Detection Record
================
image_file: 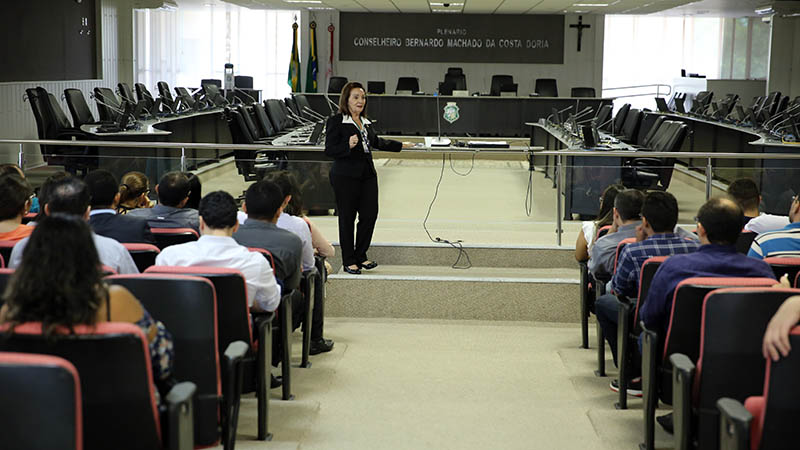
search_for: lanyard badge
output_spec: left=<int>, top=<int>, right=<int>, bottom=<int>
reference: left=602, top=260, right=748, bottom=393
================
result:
left=360, top=127, right=370, bottom=153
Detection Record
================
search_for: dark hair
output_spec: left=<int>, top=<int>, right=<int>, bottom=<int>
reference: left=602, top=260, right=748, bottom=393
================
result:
left=727, top=178, right=760, bottom=212
left=2, top=214, right=105, bottom=336
left=641, top=191, right=679, bottom=233
left=0, top=174, right=32, bottom=221
left=33, top=171, right=70, bottom=222
left=696, top=197, right=743, bottom=245
left=244, top=180, right=284, bottom=221
left=184, top=172, right=202, bottom=210
left=198, top=191, right=238, bottom=229
left=338, top=81, right=367, bottom=117
left=157, top=172, right=191, bottom=207
left=46, top=177, right=90, bottom=216
left=85, top=169, right=118, bottom=208
left=596, top=184, right=624, bottom=227
left=118, top=171, right=149, bottom=205
left=0, top=163, right=24, bottom=178
left=265, top=171, right=303, bottom=216
left=613, top=189, right=645, bottom=222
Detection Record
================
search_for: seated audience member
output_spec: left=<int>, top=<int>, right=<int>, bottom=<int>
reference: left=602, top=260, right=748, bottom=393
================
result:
left=184, top=172, right=202, bottom=210
left=588, top=189, right=645, bottom=278
left=748, top=194, right=800, bottom=259
left=9, top=177, right=139, bottom=274
left=117, top=171, right=153, bottom=214
left=128, top=171, right=199, bottom=231
left=85, top=169, right=155, bottom=244
left=0, top=214, right=174, bottom=397
left=155, top=191, right=280, bottom=313
left=29, top=171, right=69, bottom=225
left=233, top=180, right=334, bottom=354
left=640, top=197, right=776, bottom=340
left=0, top=173, right=34, bottom=242
left=575, top=184, right=623, bottom=262
left=265, top=171, right=315, bottom=271
left=595, top=192, right=701, bottom=371
left=728, top=178, right=790, bottom=233
left=0, top=164, right=38, bottom=213
left=762, top=295, right=800, bottom=362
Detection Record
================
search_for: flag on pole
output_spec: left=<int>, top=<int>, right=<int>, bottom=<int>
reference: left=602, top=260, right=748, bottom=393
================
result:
left=305, top=21, right=318, bottom=93
left=288, top=21, right=302, bottom=92
left=325, top=23, right=335, bottom=86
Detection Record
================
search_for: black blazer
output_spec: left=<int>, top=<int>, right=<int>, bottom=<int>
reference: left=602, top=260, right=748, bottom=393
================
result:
left=325, top=113, right=401, bottom=178
left=89, top=212, right=155, bottom=244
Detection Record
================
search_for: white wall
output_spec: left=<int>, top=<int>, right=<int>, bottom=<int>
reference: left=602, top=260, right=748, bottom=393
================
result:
left=0, top=0, right=134, bottom=166
left=767, top=15, right=800, bottom=98
left=301, top=11, right=604, bottom=98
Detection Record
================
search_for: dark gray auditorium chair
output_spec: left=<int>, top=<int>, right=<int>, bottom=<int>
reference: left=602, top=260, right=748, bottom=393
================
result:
left=93, top=87, right=123, bottom=122
left=28, top=87, right=93, bottom=174
left=64, top=88, right=96, bottom=127
left=117, top=82, right=137, bottom=105
left=235, top=75, right=253, bottom=89
left=395, top=77, right=420, bottom=94
left=134, top=83, right=155, bottom=111
left=571, top=87, right=596, bottom=97
left=490, top=75, right=514, bottom=96
left=157, top=81, right=176, bottom=110
left=535, top=78, right=558, bottom=97
left=367, top=81, right=385, bottom=94
left=328, top=76, right=348, bottom=94
left=444, top=73, right=467, bottom=91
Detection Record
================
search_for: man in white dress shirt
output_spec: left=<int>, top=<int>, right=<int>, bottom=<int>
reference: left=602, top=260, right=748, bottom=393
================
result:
left=9, top=176, right=139, bottom=275
left=156, top=190, right=281, bottom=312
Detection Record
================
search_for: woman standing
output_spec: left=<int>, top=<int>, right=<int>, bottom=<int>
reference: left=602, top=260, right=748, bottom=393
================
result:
left=325, top=82, right=411, bottom=274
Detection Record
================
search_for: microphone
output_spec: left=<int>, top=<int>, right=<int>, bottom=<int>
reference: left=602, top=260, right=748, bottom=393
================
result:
left=770, top=112, right=800, bottom=133
left=597, top=116, right=614, bottom=130
left=765, top=103, right=800, bottom=128
left=323, top=93, right=338, bottom=114
left=90, top=93, right=126, bottom=116
left=572, top=106, right=594, bottom=121
left=303, top=106, right=326, bottom=120
left=546, top=105, right=574, bottom=124
left=233, top=87, right=257, bottom=105
left=284, top=108, right=312, bottom=125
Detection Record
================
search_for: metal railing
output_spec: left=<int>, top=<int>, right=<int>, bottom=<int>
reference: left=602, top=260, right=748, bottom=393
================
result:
left=602, top=83, right=673, bottom=99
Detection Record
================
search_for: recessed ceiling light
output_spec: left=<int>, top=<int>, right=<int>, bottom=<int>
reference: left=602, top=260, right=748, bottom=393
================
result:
left=430, top=2, right=463, bottom=5
left=573, top=3, right=608, bottom=6
left=283, top=0, right=322, bottom=3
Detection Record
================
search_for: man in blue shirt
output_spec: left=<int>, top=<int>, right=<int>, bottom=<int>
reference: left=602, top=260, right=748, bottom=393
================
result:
left=747, top=194, right=800, bottom=259
left=588, top=189, right=644, bottom=278
left=595, top=192, right=700, bottom=375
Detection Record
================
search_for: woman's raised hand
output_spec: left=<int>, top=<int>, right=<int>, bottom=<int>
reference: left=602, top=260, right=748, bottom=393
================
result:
left=349, top=134, right=359, bottom=149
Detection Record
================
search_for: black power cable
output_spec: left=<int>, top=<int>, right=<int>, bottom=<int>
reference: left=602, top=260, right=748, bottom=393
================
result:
left=422, top=153, right=472, bottom=269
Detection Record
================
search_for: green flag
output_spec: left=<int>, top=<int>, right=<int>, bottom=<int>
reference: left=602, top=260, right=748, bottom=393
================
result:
left=288, top=22, right=301, bottom=92
left=305, top=21, right=318, bottom=93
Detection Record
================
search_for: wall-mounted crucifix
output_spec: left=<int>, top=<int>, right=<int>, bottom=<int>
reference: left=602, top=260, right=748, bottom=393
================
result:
left=569, top=16, right=591, bottom=52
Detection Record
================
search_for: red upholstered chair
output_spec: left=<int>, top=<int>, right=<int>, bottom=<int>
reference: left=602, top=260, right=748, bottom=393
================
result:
left=594, top=237, right=636, bottom=377
left=0, top=352, right=82, bottom=450
left=107, top=274, right=246, bottom=449
left=122, top=243, right=160, bottom=273
left=640, top=277, right=778, bottom=450
left=149, top=228, right=199, bottom=250
left=0, top=322, right=195, bottom=450
left=0, top=252, right=4, bottom=268
left=578, top=225, right=612, bottom=350
left=718, top=325, right=800, bottom=450
left=671, top=288, right=799, bottom=450
left=615, top=255, right=668, bottom=409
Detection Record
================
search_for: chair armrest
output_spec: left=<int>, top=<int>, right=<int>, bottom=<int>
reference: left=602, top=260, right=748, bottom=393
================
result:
left=166, top=381, right=197, bottom=450
left=641, top=321, right=659, bottom=450
left=671, top=353, right=696, bottom=450
left=616, top=299, right=634, bottom=409
left=221, top=341, right=249, bottom=450
left=718, top=398, right=752, bottom=450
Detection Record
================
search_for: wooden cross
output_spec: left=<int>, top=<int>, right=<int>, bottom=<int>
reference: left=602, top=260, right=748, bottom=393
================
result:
left=569, top=16, right=591, bottom=52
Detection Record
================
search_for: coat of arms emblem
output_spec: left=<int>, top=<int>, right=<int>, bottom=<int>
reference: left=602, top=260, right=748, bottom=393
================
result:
left=443, top=102, right=460, bottom=124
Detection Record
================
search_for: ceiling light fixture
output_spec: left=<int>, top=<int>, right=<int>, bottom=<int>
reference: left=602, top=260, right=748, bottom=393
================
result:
left=754, top=5, right=774, bottom=15
left=573, top=3, right=608, bottom=6
left=283, top=0, right=323, bottom=3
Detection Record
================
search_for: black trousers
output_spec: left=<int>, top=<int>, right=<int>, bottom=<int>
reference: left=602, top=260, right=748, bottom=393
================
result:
left=330, top=172, right=379, bottom=267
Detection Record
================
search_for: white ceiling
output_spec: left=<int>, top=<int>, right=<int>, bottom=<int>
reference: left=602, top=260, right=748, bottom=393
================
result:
left=178, top=0, right=782, bottom=15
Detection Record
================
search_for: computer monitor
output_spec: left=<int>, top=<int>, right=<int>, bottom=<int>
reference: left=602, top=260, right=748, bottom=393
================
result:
left=582, top=125, right=596, bottom=147
left=655, top=97, right=669, bottom=113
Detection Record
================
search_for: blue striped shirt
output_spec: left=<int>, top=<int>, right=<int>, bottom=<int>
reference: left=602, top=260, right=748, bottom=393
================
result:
left=611, top=233, right=701, bottom=299
left=748, top=221, right=800, bottom=259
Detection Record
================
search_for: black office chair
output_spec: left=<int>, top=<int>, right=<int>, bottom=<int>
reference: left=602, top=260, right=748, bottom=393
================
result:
left=252, top=103, right=277, bottom=138
left=117, top=83, right=137, bottom=105
left=367, top=81, right=385, bottom=94
left=596, top=104, right=613, bottom=131
left=134, top=83, right=155, bottom=112
left=572, top=87, right=596, bottom=97
left=30, top=87, right=93, bottom=174
left=201, top=78, right=222, bottom=88
left=265, top=99, right=288, bottom=133
left=328, top=76, right=348, bottom=94
left=234, top=75, right=254, bottom=89
left=535, top=78, right=558, bottom=97
left=438, top=81, right=455, bottom=96
left=174, top=87, right=195, bottom=110
left=284, top=96, right=301, bottom=119
left=444, top=73, right=467, bottom=91
left=447, top=67, right=463, bottom=76
left=620, top=108, right=642, bottom=144
left=157, top=81, right=176, bottom=110
left=395, top=77, right=420, bottom=94
left=293, top=94, right=316, bottom=120
left=202, top=83, right=229, bottom=107
left=612, top=103, right=631, bottom=136
left=635, top=113, right=665, bottom=147
left=490, top=75, right=514, bottom=96
left=93, top=87, right=123, bottom=122
left=63, top=88, right=96, bottom=127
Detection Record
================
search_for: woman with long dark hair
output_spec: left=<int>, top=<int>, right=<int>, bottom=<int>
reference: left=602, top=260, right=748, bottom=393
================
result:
left=575, top=184, right=624, bottom=262
left=0, top=214, right=174, bottom=394
left=325, top=81, right=412, bottom=274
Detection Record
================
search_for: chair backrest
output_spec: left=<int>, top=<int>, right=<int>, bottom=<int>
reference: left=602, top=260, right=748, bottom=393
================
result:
left=328, top=76, right=348, bottom=94
left=202, top=83, right=228, bottom=107
left=693, top=288, right=799, bottom=449
left=595, top=225, right=611, bottom=240
left=150, top=227, right=199, bottom=250
left=251, top=103, right=276, bottom=137
left=293, top=94, right=315, bottom=119
left=364, top=81, right=384, bottom=94
left=236, top=105, right=263, bottom=140
left=535, top=78, right=558, bottom=97
left=662, top=277, right=778, bottom=363
left=122, top=243, right=160, bottom=273
left=396, top=77, right=419, bottom=94
left=596, top=104, right=613, bottom=131
left=0, top=352, right=82, bottom=450
left=571, top=87, right=596, bottom=97
left=637, top=113, right=664, bottom=147
left=0, top=240, right=15, bottom=267
left=248, top=247, right=277, bottom=271
left=64, top=88, right=95, bottom=127
left=444, top=73, right=467, bottom=91
left=447, top=67, right=463, bottom=76
left=200, top=78, right=222, bottom=88
left=612, top=103, right=631, bottom=135
left=613, top=237, right=636, bottom=274
left=156, top=81, right=174, bottom=104
left=278, top=100, right=297, bottom=128
left=758, top=326, right=800, bottom=450
left=106, top=275, right=221, bottom=447
left=234, top=75, right=253, bottom=89
left=174, top=87, right=195, bottom=109
left=25, top=87, right=47, bottom=140
left=134, top=83, right=154, bottom=111
left=93, top=87, right=121, bottom=122
left=621, top=108, right=642, bottom=143
left=438, top=81, right=455, bottom=96
left=47, top=93, right=73, bottom=130
left=490, top=75, right=514, bottom=96
left=765, top=257, right=800, bottom=283
left=144, top=266, right=254, bottom=355
left=0, top=322, right=163, bottom=450
left=265, top=99, right=286, bottom=132
left=117, top=83, right=136, bottom=105
left=633, top=256, right=668, bottom=324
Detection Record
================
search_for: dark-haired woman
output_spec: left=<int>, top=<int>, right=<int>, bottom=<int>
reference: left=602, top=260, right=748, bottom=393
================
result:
left=325, top=81, right=412, bottom=274
left=0, top=214, right=174, bottom=397
left=575, top=184, right=624, bottom=262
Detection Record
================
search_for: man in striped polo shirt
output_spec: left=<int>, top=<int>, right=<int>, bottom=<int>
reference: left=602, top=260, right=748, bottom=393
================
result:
left=748, top=194, right=800, bottom=259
